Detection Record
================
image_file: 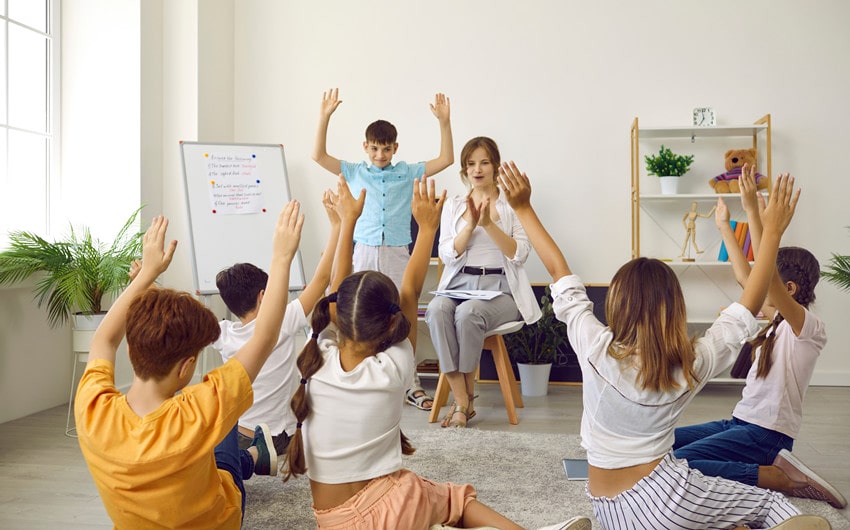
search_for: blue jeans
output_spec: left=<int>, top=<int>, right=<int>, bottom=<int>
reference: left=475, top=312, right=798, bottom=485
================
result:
left=214, top=424, right=256, bottom=517
left=673, top=416, right=793, bottom=485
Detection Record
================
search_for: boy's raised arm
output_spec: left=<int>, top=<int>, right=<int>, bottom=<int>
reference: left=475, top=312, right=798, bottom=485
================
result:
left=312, top=88, right=343, bottom=176
left=498, top=162, right=573, bottom=282
left=423, top=93, right=454, bottom=177
left=234, top=201, right=304, bottom=381
left=88, top=216, right=177, bottom=366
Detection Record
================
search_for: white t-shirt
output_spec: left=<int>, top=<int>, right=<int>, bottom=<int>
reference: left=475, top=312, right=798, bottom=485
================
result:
left=733, top=308, right=826, bottom=439
left=551, top=274, right=760, bottom=469
left=303, top=337, right=414, bottom=484
left=212, top=298, right=308, bottom=437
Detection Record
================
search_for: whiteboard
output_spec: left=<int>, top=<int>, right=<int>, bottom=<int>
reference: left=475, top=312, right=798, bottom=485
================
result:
left=179, top=141, right=305, bottom=295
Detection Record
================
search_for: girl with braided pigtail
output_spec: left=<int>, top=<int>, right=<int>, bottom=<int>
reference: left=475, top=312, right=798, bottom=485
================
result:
left=282, top=176, right=587, bottom=530
left=674, top=166, right=846, bottom=510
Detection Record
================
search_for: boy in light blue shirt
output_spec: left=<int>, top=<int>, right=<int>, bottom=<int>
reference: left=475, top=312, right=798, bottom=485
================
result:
left=312, top=87, right=453, bottom=411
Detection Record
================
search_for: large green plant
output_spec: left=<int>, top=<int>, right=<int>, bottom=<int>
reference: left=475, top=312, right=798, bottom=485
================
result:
left=0, top=209, right=143, bottom=327
left=822, top=227, right=850, bottom=292
left=645, top=144, right=694, bottom=177
left=504, top=287, right=568, bottom=365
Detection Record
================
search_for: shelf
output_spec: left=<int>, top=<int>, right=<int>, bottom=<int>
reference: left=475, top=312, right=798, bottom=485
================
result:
left=639, top=193, right=738, bottom=202
left=637, top=124, right=767, bottom=139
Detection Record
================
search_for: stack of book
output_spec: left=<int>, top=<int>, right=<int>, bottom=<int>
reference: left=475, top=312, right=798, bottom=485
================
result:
left=718, top=220, right=754, bottom=262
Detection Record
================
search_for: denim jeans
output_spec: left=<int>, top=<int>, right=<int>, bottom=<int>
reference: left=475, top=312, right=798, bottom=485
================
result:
left=673, top=416, right=793, bottom=485
left=214, top=424, right=256, bottom=517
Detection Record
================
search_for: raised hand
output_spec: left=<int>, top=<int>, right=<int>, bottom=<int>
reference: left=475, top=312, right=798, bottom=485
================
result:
left=334, top=174, right=366, bottom=224
left=140, top=216, right=177, bottom=280
left=319, top=87, right=342, bottom=119
left=761, top=173, right=800, bottom=236
left=714, top=196, right=730, bottom=229
left=411, top=176, right=446, bottom=231
left=127, top=259, right=142, bottom=282
left=272, top=200, right=304, bottom=261
left=429, top=93, right=451, bottom=123
left=498, top=161, right=532, bottom=211
left=322, top=189, right=340, bottom=227
left=739, top=164, right=762, bottom=216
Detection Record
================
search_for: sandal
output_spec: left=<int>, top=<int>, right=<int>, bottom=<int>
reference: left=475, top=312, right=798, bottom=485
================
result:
left=405, top=387, right=434, bottom=411
left=446, top=404, right=469, bottom=428
left=467, top=394, right=479, bottom=421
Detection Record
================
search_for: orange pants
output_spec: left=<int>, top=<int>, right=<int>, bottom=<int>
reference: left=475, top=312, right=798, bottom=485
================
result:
left=314, top=469, right=477, bottom=530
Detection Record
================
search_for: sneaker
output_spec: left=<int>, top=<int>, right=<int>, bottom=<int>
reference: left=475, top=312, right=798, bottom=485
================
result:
left=769, top=514, right=831, bottom=529
left=250, top=423, right=278, bottom=476
left=537, top=516, right=593, bottom=530
left=773, top=449, right=847, bottom=508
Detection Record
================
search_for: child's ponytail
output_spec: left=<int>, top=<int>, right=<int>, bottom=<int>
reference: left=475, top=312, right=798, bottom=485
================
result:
left=281, top=294, right=333, bottom=481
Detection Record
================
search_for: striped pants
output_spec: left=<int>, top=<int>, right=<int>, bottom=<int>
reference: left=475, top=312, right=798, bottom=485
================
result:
left=590, top=453, right=800, bottom=529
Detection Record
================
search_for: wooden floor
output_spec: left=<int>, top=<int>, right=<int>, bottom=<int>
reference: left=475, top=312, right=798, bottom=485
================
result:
left=1, top=381, right=848, bottom=528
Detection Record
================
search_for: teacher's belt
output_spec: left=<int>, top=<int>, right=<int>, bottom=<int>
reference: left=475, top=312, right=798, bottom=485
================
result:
left=461, top=266, right=504, bottom=276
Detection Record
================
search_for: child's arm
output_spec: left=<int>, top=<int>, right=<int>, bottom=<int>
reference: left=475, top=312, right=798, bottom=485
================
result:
left=297, top=189, right=342, bottom=315
left=234, top=201, right=304, bottom=381
left=714, top=196, right=751, bottom=288
left=402, top=177, right=446, bottom=349
left=311, top=88, right=343, bottom=176
left=740, top=167, right=806, bottom=333
left=736, top=173, right=799, bottom=316
left=329, top=175, right=365, bottom=292
left=423, top=93, right=454, bottom=177
left=88, top=217, right=177, bottom=366
left=498, top=161, right=573, bottom=282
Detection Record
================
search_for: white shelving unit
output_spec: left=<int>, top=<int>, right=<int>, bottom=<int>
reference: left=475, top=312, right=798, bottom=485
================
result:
left=630, top=116, right=773, bottom=382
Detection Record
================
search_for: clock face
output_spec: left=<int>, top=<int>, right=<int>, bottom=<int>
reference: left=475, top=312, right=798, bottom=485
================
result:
left=693, top=107, right=716, bottom=126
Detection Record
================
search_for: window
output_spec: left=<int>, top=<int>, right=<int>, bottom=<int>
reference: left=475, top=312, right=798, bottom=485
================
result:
left=0, top=0, right=58, bottom=245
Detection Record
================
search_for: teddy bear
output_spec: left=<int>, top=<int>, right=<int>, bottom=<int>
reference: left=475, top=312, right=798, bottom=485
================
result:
left=708, top=148, right=769, bottom=193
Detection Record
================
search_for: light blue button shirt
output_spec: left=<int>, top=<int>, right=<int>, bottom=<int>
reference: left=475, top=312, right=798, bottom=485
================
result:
left=341, top=160, right=426, bottom=246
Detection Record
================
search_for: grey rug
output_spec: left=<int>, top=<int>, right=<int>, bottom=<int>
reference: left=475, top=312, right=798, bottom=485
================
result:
left=243, top=429, right=849, bottom=529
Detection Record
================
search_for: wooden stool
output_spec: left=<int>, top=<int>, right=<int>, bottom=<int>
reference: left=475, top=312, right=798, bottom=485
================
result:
left=428, top=321, right=525, bottom=425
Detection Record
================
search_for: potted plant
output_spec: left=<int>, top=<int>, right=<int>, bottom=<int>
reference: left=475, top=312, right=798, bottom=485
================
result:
left=0, top=208, right=144, bottom=329
left=503, top=287, right=568, bottom=396
left=822, top=227, right=850, bottom=292
left=645, top=144, right=694, bottom=194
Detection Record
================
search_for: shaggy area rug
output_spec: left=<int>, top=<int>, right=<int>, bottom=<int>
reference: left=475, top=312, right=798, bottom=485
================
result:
left=243, top=429, right=849, bottom=529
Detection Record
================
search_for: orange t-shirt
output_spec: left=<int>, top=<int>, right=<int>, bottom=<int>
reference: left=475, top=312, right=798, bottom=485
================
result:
left=75, top=358, right=253, bottom=529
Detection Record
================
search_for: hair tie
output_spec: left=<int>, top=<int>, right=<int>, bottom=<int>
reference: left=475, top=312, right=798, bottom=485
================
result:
left=300, top=378, right=307, bottom=385
left=388, top=303, right=401, bottom=314
left=311, top=332, right=319, bottom=340
left=328, top=292, right=338, bottom=303
left=296, top=422, right=303, bottom=429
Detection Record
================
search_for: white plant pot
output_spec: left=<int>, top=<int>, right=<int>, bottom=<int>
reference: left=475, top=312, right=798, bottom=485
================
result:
left=658, top=176, right=680, bottom=195
left=72, top=313, right=105, bottom=354
left=517, top=362, right=552, bottom=397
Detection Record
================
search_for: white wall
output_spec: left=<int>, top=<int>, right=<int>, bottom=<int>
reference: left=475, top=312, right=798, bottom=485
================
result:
left=2, top=0, right=849, bottom=424
left=221, top=0, right=850, bottom=384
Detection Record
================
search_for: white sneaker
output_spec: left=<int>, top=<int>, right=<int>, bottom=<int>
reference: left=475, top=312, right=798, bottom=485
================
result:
left=769, top=514, right=831, bottom=529
left=536, top=516, right=593, bottom=530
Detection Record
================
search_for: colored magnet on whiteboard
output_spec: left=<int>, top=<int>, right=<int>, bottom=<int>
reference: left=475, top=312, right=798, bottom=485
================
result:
left=262, top=208, right=267, bottom=212
left=212, top=209, right=217, bottom=214
left=204, top=153, right=209, bottom=157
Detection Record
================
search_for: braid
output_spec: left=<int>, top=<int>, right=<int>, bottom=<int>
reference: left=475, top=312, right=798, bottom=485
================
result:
left=281, top=295, right=332, bottom=481
left=400, top=430, right=416, bottom=456
left=748, top=311, right=785, bottom=379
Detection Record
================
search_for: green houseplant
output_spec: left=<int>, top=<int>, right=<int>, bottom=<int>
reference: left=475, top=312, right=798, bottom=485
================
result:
left=0, top=209, right=144, bottom=328
left=503, top=288, right=568, bottom=396
left=822, top=227, right=850, bottom=292
left=504, top=288, right=568, bottom=364
left=644, top=145, right=695, bottom=177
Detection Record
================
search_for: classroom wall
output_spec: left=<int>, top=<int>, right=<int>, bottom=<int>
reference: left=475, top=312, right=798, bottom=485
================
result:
left=223, top=0, right=850, bottom=384
left=2, top=0, right=849, bottom=424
